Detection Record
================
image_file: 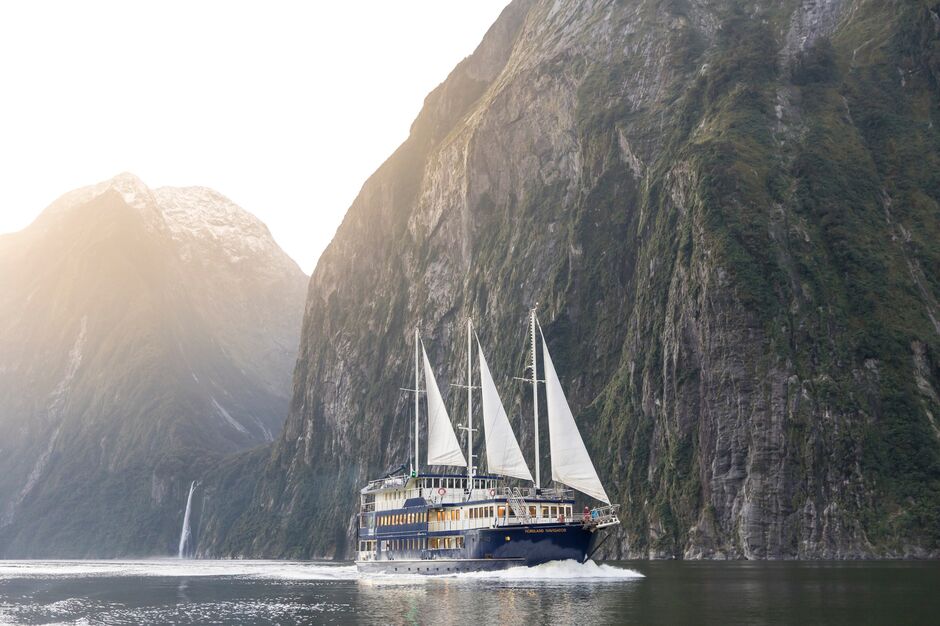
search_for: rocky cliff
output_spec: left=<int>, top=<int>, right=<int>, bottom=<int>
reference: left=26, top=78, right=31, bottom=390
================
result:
left=202, top=0, right=940, bottom=559
left=0, top=173, right=307, bottom=557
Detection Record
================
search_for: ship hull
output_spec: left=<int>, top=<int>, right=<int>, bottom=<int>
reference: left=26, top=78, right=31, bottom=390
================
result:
left=356, top=523, right=598, bottom=575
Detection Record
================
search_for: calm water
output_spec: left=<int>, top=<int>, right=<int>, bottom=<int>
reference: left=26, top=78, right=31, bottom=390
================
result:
left=1, top=559, right=938, bottom=625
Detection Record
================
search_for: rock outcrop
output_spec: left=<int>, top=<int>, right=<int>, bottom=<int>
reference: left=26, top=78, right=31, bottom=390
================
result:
left=215, top=0, right=940, bottom=559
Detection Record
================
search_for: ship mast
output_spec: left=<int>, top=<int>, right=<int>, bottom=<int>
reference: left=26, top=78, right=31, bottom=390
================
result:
left=466, top=317, right=474, bottom=483
left=530, top=307, right=540, bottom=490
left=414, top=327, right=420, bottom=475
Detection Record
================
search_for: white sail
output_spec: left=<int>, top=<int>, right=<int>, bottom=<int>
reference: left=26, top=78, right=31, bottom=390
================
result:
left=421, top=343, right=467, bottom=467
left=542, top=337, right=610, bottom=504
left=477, top=340, right=533, bottom=481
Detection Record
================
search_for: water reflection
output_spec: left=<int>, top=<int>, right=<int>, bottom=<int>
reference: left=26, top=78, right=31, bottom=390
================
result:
left=356, top=574, right=640, bottom=625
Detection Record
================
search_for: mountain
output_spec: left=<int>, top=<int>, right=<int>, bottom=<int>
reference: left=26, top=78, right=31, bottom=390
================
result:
left=0, top=173, right=307, bottom=557
left=196, top=0, right=940, bottom=560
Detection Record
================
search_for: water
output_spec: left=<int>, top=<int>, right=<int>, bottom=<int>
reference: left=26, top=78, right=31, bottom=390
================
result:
left=1, top=559, right=938, bottom=624
left=178, top=480, right=197, bottom=559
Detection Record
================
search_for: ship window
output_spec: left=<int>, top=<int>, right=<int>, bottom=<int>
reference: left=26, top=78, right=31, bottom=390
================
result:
left=542, top=506, right=549, bottom=517
left=457, top=536, right=464, bottom=548
left=498, top=506, right=506, bottom=518
left=529, top=506, right=536, bottom=517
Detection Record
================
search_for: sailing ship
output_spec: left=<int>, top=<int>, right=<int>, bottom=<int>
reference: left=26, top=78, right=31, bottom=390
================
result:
left=355, top=308, right=620, bottom=574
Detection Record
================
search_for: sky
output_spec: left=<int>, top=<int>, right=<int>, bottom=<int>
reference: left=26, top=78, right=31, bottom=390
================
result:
left=0, top=1, right=510, bottom=273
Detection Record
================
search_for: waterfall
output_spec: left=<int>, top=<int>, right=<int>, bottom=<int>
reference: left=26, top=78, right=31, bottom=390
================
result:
left=178, top=480, right=197, bottom=559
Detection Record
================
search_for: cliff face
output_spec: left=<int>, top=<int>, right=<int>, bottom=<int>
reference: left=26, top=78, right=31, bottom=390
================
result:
left=204, top=0, right=940, bottom=559
left=0, top=174, right=307, bottom=557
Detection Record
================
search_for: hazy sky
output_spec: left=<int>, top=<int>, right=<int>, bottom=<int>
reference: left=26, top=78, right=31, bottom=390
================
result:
left=0, top=1, right=510, bottom=273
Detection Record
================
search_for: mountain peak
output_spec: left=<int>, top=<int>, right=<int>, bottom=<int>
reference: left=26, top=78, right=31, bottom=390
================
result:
left=41, top=171, right=161, bottom=230
left=153, top=186, right=291, bottom=268
left=34, top=175, right=299, bottom=271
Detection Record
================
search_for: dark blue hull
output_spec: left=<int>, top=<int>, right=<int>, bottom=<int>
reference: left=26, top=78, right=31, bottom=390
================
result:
left=356, top=523, right=597, bottom=575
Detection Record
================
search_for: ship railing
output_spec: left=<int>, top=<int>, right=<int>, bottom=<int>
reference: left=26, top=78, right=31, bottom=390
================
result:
left=582, top=504, right=621, bottom=529
left=536, top=487, right=573, bottom=500
left=427, top=517, right=496, bottom=532
left=500, top=486, right=572, bottom=501
left=362, top=474, right=409, bottom=493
